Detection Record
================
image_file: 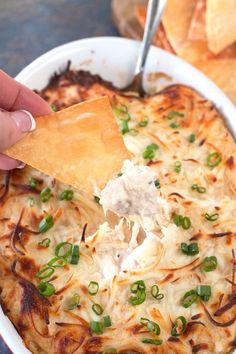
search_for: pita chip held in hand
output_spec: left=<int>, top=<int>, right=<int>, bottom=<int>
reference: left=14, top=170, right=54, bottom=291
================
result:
left=5, top=96, right=129, bottom=194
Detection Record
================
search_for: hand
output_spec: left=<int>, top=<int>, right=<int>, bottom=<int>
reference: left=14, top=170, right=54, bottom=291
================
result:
left=0, top=70, right=51, bottom=170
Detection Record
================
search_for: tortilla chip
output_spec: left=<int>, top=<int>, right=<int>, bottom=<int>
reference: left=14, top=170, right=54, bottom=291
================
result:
left=206, top=0, right=236, bottom=54
left=6, top=96, right=129, bottom=193
left=196, top=59, right=236, bottom=104
left=188, top=0, right=207, bottom=41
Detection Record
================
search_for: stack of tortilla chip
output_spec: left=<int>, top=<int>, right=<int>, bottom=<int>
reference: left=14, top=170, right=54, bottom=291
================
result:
left=135, top=0, right=236, bottom=104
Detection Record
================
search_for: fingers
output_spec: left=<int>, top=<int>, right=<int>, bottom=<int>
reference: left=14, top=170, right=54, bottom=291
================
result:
left=0, top=109, right=35, bottom=169
left=0, top=70, right=51, bottom=116
left=0, top=154, right=23, bottom=170
left=0, top=109, right=35, bottom=151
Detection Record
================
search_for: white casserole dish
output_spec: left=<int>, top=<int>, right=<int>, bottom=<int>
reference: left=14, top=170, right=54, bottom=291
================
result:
left=0, top=36, right=235, bottom=354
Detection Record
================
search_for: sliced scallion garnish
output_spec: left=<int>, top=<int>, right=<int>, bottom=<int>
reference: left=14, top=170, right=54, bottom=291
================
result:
left=113, top=103, right=130, bottom=121
left=102, top=348, right=117, bottom=354
left=181, top=242, right=199, bottom=256
left=70, top=245, right=80, bottom=265
left=28, top=197, right=35, bottom=207
left=129, top=280, right=146, bottom=306
left=204, top=213, right=219, bottom=221
left=154, top=179, right=161, bottom=189
left=68, top=293, right=80, bottom=310
left=90, top=320, right=104, bottom=334
left=88, top=281, right=99, bottom=295
left=103, top=315, right=112, bottom=327
left=181, top=289, right=198, bottom=308
left=206, top=152, right=222, bottom=168
left=191, top=184, right=206, bottom=193
left=173, top=214, right=191, bottom=230
left=201, top=256, right=217, bottom=272
left=35, top=266, right=54, bottom=279
left=119, top=120, right=129, bottom=135
left=59, top=189, right=74, bottom=201
left=174, top=161, right=181, bottom=173
left=51, top=103, right=57, bottom=112
left=55, top=242, right=73, bottom=258
left=129, top=128, right=139, bottom=136
left=38, top=238, right=51, bottom=248
left=138, top=117, right=149, bottom=127
left=142, top=143, right=159, bottom=160
left=38, top=281, right=55, bottom=297
left=167, top=111, right=184, bottom=119
left=48, top=256, right=67, bottom=268
left=171, top=316, right=187, bottom=336
left=38, top=214, right=54, bottom=233
left=142, top=338, right=163, bottom=345
left=188, top=134, right=195, bottom=143
left=170, top=122, right=180, bottom=129
left=40, top=187, right=52, bottom=203
left=28, top=176, right=38, bottom=189
left=196, top=285, right=211, bottom=301
left=140, top=317, right=160, bottom=335
left=92, top=303, right=104, bottom=315
left=151, top=285, right=164, bottom=300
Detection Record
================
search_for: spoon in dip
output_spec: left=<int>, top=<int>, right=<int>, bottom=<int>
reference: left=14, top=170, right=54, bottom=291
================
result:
left=122, top=0, right=166, bottom=96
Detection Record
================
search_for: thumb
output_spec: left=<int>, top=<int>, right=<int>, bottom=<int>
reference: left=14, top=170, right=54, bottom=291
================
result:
left=0, top=109, right=36, bottom=151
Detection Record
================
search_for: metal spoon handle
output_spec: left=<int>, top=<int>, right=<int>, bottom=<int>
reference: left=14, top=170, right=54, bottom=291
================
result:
left=134, top=0, right=166, bottom=76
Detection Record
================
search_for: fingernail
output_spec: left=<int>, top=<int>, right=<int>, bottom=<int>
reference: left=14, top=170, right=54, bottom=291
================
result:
left=16, top=162, right=26, bottom=169
left=11, top=110, right=36, bottom=133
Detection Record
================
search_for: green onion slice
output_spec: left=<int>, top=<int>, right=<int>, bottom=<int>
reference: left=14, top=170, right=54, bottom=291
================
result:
left=28, top=197, right=35, bottom=207
left=188, top=134, right=195, bottom=143
left=171, top=316, right=187, bottom=336
left=191, top=184, right=206, bottom=193
left=167, top=111, right=184, bottom=119
left=181, top=242, right=199, bottom=256
left=142, top=143, right=159, bottom=160
left=68, top=293, right=80, bottom=310
left=129, top=281, right=146, bottom=305
left=55, top=242, right=73, bottom=258
left=120, top=120, right=129, bottom=135
left=170, top=122, right=180, bottom=129
left=151, top=285, right=164, bottom=300
left=38, top=214, right=54, bottom=233
left=92, top=303, right=104, bottom=315
left=130, top=280, right=146, bottom=293
left=103, top=315, right=112, bottom=327
left=196, top=285, right=211, bottom=301
left=181, top=289, right=198, bottom=308
left=35, top=266, right=54, bottom=279
left=51, top=103, right=57, bottom=112
left=102, top=349, right=117, bottom=354
left=38, top=281, right=55, bottom=297
left=204, top=213, right=219, bottom=221
left=206, top=152, right=222, bottom=168
left=138, top=117, right=149, bottom=127
left=88, top=281, right=99, bottom=295
left=114, top=103, right=131, bottom=121
left=173, top=214, right=191, bottom=230
left=59, top=189, right=74, bottom=201
left=48, top=256, right=67, bottom=268
left=129, top=128, right=139, bottom=136
left=154, top=179, right=161, bottom=189
left=142, top=338, right=163, bottom=345
left=38, top=238, right=51, bottom=248
left=201, top=256, right=217, bottom=272
left=70, top=245, right=80, bottom=265
left=174, top=161, right=181, bottom=173
left=90, top=320, right=104, bottom=334
left=28, top=176, right=38, bottom=189
left=40, top=187, right=52, bottom=203
left=140, top=318, right=160, bottom=335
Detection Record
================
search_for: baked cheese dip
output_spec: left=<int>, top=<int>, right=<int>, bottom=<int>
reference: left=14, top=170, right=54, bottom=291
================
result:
left=0, top=66, right=235, bottom=353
